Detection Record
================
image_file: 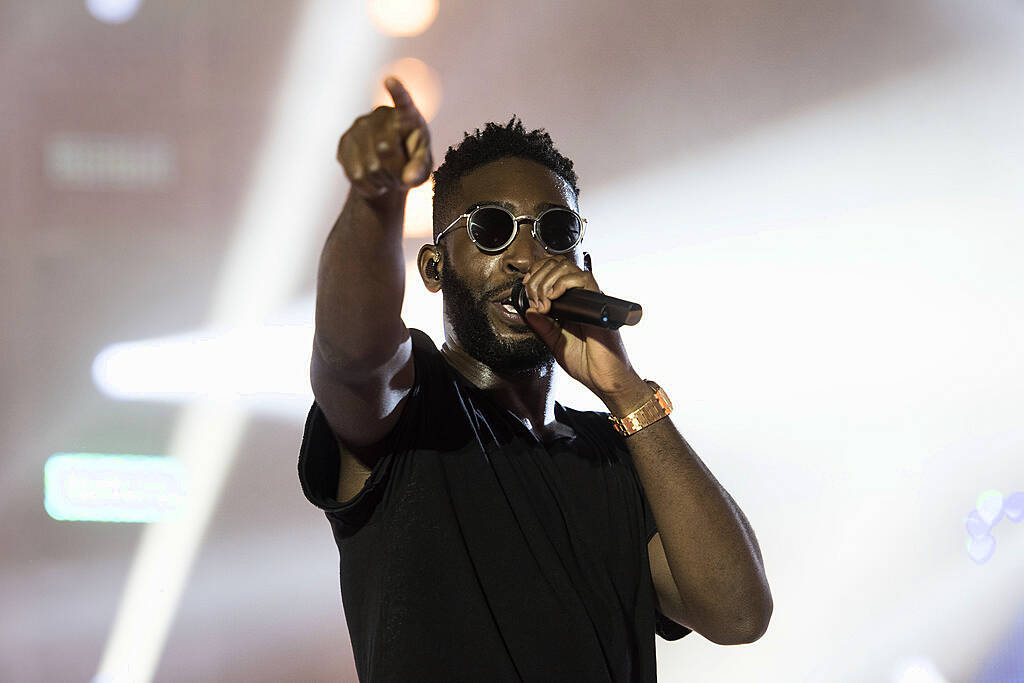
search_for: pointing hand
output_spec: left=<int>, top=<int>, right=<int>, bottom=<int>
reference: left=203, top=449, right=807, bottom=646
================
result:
left=336, top=76, right=433, bottom=199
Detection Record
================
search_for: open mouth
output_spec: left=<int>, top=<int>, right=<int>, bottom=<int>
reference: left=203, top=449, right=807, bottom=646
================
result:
left=499, top=295, right=517, bottom=315
left=492, top=291, right=524, bottom=321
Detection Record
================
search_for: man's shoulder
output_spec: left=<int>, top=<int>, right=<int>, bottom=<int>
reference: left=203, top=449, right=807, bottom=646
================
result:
left=554, top=401, right=611, bottom=428
left=554, top=402, right=622, bottom=448
left=408, top=327, right=440, bottom=354
left=406, top=328, right=452, bottom=389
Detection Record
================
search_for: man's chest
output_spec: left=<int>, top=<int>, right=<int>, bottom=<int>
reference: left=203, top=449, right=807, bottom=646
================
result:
left=354, top=448, right=644, bottom=586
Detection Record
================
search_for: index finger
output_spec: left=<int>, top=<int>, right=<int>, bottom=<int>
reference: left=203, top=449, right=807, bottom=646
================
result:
left=384, top=76, right=420, bottom=114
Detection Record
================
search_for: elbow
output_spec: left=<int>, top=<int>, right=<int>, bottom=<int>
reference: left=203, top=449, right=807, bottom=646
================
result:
left=706, top=593, right=773, bottom=645
left=707, top=615, right=771, bottom=646
left=734, top=606, right=772, bottom=644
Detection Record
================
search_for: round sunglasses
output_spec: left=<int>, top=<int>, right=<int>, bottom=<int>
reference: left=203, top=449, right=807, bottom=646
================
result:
left=434, top=204, right=587, bottom=254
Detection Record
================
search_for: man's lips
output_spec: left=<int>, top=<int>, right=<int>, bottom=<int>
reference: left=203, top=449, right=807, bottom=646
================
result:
left=486, top=282, right=529, bottom=326
left=490, top=289, right=515, bottom=305
left=490, top=299, right=529, bottom=327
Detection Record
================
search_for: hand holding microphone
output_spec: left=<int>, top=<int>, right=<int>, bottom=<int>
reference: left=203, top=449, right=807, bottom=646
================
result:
left=511, top=255, right=646, bottom=403
left=510, top=281, right=642, bottom=330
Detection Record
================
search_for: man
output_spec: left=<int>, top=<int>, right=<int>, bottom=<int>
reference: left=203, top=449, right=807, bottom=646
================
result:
left=298, top=77, right=772, bottom=682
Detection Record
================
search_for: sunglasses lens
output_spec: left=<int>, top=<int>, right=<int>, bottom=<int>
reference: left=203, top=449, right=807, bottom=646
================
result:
left=538, top=210, right=583, bottom=252
left=468, top=207, right=515, bottom=251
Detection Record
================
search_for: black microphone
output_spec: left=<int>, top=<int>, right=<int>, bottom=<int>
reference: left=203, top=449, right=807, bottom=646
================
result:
left=511, top=282, right=642, bottom=330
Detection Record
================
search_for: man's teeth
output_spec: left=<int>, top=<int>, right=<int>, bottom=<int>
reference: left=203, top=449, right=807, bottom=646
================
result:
left=502, top=303, right=517, bottom=313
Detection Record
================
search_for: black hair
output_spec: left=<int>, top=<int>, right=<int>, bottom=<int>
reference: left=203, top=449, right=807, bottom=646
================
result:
left=431, top=116, right=580, bottom=239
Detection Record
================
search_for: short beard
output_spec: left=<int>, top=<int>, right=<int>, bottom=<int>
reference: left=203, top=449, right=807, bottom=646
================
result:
left=441, top=263, right=552, bottom=376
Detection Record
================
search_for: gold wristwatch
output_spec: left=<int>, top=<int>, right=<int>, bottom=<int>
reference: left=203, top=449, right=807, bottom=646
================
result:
left=609, top=380, right=672, bottom=436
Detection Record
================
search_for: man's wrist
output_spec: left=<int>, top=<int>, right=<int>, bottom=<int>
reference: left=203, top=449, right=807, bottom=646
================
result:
left=359, top=186, right=408, bottom=214
left=599, top=374, right=652, bottom=417
left=607, top=380, right=673, bottom=436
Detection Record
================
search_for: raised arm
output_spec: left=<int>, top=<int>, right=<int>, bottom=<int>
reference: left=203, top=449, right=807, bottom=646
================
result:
left=311, top=77, right=432, bottom=456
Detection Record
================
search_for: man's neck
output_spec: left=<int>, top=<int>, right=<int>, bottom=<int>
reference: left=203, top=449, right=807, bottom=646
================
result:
left=440, top=340, right=569, bottom=441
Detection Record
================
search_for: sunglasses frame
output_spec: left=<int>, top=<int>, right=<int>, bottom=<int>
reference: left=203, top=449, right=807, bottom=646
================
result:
left=434, top=204, right=587, bottom=254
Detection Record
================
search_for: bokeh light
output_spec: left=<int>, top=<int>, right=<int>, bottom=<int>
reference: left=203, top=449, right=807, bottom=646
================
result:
left=85, top=0, right=143, bottom=24
left=404, top=181, right=434, bottom=238
left=373, top=57, right=442, bottom=122
left=889, top=655, right=949, bottom=683
left=976, top=489, right=1004, bottom=526
left=367, top=0, right=439, bottom=37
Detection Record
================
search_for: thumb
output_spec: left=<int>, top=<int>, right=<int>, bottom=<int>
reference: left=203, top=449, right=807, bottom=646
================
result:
left=523, top=310, right=561, bottom=348
left=402, top=129, right=432, bottom=186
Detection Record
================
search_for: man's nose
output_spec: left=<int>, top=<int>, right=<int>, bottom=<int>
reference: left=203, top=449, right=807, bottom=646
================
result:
left=501, top=221, right=545, bottom=273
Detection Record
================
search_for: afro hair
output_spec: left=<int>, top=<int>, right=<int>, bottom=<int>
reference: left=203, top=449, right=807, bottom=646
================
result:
left=431, top=116, right=580, bottom=238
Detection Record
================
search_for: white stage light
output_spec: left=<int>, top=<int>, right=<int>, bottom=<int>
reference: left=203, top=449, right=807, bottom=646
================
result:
left=92, top=324, right=314, bottom=400
left=85, top=0, right=142, bottom=24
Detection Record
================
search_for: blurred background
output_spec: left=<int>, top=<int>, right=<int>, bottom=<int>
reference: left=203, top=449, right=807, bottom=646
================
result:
left=2, top=0, right=1023, bottom=681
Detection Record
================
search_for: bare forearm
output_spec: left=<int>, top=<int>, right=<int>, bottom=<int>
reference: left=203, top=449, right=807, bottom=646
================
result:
left=316, top=74, right=432, bottom=372
left=315, top=188, right=408, bottom=370
left=604, top=385, right=772, bottom=642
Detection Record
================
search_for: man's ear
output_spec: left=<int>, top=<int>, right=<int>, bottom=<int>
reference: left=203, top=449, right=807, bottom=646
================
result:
left=417, top=244, right=443, bottom=293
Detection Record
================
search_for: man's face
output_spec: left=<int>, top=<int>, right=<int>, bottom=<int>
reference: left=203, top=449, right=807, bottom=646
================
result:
left=438, top=157, right=580, bottom=375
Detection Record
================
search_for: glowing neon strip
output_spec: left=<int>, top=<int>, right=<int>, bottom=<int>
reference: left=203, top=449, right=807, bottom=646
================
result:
left=44, top=453, right=186, bottom=523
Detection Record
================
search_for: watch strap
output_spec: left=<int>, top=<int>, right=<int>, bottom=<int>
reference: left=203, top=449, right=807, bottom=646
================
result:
left=609, top=380, right=672, bottom=436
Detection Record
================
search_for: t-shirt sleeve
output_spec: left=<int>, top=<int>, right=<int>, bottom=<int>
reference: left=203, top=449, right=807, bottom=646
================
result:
left=296, top=328, right=440, bottom=531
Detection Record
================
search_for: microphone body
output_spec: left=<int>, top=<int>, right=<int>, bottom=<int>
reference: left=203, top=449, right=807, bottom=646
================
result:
left=511, top=282, right=642, bottom=330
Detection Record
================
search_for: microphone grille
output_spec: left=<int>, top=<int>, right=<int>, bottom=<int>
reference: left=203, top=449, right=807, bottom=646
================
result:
left=510, top=281, right=529, bottom=316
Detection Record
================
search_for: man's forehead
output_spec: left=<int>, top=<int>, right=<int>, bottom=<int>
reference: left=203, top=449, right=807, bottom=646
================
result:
left=454, top=157, right=578, bottom=213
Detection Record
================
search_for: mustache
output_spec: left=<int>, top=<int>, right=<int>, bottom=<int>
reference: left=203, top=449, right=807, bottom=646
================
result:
left=481, top=278, right=525, bottom=301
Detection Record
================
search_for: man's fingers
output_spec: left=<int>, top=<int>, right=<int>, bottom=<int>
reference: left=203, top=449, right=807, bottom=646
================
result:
left=338, top=135, right=362, bottom=179
left=374, top=136, right=399, bottom=161
left=523, top=309, right=562, bottom=347
left=403, top=127, right=423, bottom=157
left=342, top=135, right=391, bottom=197
left=335, top=79, right=431, bottom=195
left=362, top=137, right=383, bottom=174
left=402, top=141, right=431, bottom=186
left=384, top=76, right=419, bottom=114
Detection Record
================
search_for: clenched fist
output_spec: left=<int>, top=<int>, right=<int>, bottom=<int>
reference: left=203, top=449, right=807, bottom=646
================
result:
left=337, top=76, right=433, bottom=199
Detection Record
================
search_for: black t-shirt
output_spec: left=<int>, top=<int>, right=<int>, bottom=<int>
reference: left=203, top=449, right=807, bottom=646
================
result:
left=298, top=328, right=690, bottom=682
